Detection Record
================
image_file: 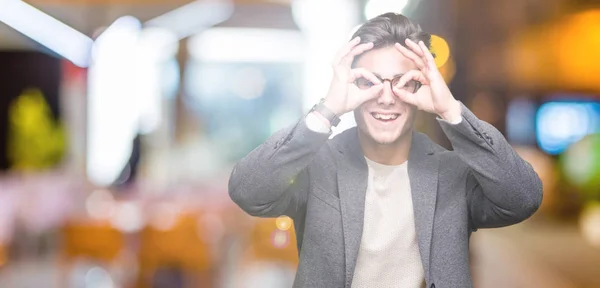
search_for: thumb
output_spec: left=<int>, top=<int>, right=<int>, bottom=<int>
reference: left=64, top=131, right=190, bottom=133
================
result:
left=393, top=88, right=419, bottom=106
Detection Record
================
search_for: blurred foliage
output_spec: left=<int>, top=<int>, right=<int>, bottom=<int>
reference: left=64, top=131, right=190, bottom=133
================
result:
left=7, top=88, right=66, bottom=171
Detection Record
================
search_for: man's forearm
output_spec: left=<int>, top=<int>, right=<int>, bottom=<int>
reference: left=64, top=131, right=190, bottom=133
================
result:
left=437, top=102, right=543, bottom=226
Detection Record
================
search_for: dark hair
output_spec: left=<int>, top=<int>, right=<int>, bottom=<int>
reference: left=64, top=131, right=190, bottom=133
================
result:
left=351, top=13, right=433, bottom=65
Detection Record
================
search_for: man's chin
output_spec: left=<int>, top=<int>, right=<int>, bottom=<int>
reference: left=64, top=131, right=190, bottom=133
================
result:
left=369, top=133, right=401, bottom=145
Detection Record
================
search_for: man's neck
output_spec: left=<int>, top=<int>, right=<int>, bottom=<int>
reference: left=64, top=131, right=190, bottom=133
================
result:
left=358, top=131, right=413, bottom=166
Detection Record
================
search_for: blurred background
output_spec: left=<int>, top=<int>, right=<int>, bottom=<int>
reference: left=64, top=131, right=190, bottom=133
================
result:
left=0, top=0, right=599, bottom=287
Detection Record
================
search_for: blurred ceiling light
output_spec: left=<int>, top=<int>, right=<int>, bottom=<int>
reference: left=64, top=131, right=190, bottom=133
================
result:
left=0, top=0, right=93, bottom=67
left=87, top=16, right=142, bottom=187
left=145, top=0, right=234, bottom=40
left=135, top=27, right=178, bottom=135
left=364, top=0, right=410, bottom=20
left=291, top=0, right=361, bottom=136
left=88, top=17, right=180, bottom=187
left=93, top=16, right=142, bottom=54
left=137, top=27, right=179, bottom=62
left=188, top=28, right=306, bottom=62
left=292, top=0, right=358, bottom=33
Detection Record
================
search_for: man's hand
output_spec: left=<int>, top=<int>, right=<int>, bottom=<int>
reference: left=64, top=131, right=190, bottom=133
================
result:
left=323, top=37, right=384, bottom=116
left=393, top=39, right=461, bottom=123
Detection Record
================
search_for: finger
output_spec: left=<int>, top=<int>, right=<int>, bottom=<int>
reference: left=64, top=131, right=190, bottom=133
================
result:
left=332, top=37, right=361, bottom=66
left=418, top=40, right=437, bottom=69
left=351, top=68, right=381, bottom=84
left=395, top=43, right=426, bottom=70
left=405, top=38, right=425, bottom=57
left=359, top=83, right=384, bottom=102
left=395, top=70, right=428, bottom=88
left=341, top=42, right=374, bottom=67
left=393, top=88, right=419, bottom=106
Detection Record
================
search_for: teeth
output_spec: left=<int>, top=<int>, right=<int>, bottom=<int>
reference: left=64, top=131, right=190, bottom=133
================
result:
left=372, top=113, right=399, bottom=120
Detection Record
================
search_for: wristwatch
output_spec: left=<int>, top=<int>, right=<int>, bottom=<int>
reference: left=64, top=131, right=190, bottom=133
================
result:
left=310, top=98, right=341, bottom=127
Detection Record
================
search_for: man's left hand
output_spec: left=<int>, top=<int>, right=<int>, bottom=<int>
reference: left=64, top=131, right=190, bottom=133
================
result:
left=393, top=38, right=461, bottom=123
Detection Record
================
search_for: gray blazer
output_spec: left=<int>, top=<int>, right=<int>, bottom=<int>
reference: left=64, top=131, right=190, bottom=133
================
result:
left=229, top=103, right=543, bottom=288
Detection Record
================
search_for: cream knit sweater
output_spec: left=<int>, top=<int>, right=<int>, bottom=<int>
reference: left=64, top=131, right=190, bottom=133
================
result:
left=351, top=157, right=425, bottom=288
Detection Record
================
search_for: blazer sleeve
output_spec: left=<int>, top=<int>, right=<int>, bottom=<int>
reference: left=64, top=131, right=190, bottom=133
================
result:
left=228, top=116, right=331, bottom=218
left=437, top=102, right=543, bottom=231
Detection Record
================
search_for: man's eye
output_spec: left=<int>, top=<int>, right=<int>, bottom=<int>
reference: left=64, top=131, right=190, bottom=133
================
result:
left=356, top=78, right=374, bottom=88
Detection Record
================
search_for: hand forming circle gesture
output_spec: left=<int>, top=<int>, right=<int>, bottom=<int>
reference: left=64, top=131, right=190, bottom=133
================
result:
left=394, top=38, right=461, bottom=121
left=323, top=37, right=385, bottom=116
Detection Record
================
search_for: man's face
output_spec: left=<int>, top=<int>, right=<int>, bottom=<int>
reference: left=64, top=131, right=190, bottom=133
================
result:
left=353, top=46, right=418, bottom=145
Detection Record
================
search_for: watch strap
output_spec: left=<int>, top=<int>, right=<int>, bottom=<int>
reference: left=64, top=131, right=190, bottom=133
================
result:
left=311, top=99, right=341, bottom=127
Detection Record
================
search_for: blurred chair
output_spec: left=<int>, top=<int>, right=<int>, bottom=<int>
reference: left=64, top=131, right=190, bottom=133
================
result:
left=59, top=220, right=126, bottom=286
left=136, top=211, right=214, bottom=288
left=235, top=217, right=298, bottom=288
left=62, top=221, right=124, bottom=262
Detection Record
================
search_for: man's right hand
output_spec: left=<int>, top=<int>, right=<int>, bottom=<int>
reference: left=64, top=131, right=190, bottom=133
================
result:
left=322, top=36, right=384, bottom=116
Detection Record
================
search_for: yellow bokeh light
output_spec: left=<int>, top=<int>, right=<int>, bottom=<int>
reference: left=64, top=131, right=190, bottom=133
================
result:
left=506, top=9, right=600, bottom=91
left=554, top=9, right=600, bottom=90
left=438, top=56, right=456, bottom=83
left=276, top=215, right=293, bottom=231
left=430, top=34, right=450, bottom=68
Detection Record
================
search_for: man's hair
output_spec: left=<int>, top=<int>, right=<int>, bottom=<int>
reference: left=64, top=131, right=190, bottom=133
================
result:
left=351, top=12, right=433, bottom=64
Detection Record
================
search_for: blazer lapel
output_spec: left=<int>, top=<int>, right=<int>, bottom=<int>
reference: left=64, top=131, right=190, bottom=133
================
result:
left=408, top=132, right=439, bottom=283
left=335, top=129, right=368, bottom=288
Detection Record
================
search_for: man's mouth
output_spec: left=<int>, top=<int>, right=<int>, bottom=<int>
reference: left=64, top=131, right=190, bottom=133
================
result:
left=371, top=112, right=400, bottom=123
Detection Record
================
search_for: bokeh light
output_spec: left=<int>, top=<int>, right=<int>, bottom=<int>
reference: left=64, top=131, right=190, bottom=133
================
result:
left=275, top=216, right=292, bottom=231
left=438, top=56, right=455, bottom=83
left=430, top=34, right=450, bottom=68
left=271, top=230, right=290, bottom=249
left=86, top=189, right=116, bottom=220
left=561, top=133, right=600, bottom=196
left=580, top=202, right=600, bottom=248
left=536, top=102, right=600, bottom=155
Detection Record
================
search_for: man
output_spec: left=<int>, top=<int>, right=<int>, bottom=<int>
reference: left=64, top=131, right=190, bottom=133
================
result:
left=229, top=12, right=542, bottom=288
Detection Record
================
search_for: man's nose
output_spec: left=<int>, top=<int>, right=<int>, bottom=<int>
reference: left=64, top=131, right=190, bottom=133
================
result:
left=376, top=79, right=396, bottom=106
